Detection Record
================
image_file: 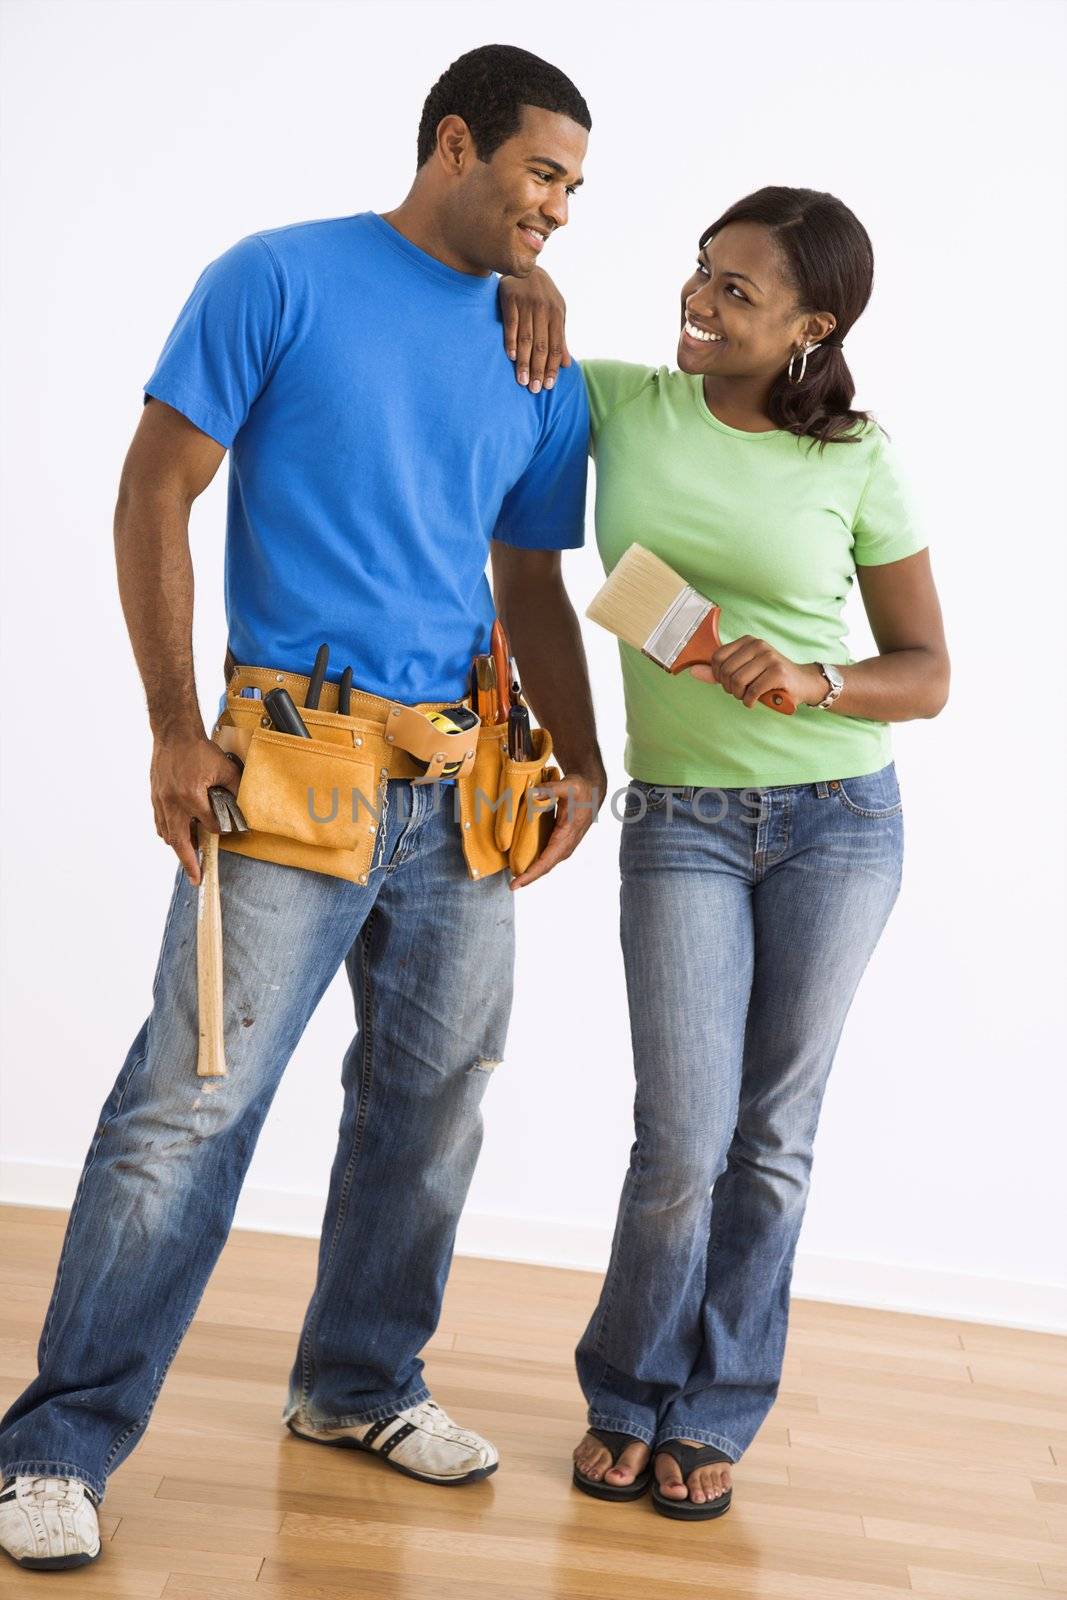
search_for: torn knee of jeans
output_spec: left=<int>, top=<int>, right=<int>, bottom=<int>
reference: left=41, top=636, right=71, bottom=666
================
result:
left=468, top=1056, right=502, bottom=1075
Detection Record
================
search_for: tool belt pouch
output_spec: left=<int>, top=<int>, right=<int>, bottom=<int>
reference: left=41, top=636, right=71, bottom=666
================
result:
left=212, top=664, right=554, bottom=885
left=210, top=665, right=471, bottom=886
left=214, top=717, right=384, bottom=886
left=460, top=723, right=559, bottom=876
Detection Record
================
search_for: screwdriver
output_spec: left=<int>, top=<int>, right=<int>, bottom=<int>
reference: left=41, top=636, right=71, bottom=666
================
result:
left=263, top=688, right=312, bottom=737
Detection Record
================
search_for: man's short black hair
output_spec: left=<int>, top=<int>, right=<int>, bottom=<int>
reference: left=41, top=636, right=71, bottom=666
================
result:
left=417, top=44, right=590, bottom=168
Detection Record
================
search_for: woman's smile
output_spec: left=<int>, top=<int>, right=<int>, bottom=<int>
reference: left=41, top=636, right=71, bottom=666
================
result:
left=682, top=316, right=727, bottom=350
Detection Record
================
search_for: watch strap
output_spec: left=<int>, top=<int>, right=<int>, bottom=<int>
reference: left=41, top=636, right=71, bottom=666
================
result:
left=816, top=663, right=843, bottom=709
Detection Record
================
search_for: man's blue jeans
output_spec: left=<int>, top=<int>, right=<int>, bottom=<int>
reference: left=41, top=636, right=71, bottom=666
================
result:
left=575, top=764, right=905, bottom=1463
left=0, top=779, right=514, bottom=1502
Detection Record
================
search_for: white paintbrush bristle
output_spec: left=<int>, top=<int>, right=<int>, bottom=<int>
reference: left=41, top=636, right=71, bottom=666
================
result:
left=586, top=543, right=692, bottom=650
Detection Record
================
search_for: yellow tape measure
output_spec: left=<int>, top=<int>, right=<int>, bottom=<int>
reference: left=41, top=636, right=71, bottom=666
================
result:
left=414, top=705, right=480, bottom=777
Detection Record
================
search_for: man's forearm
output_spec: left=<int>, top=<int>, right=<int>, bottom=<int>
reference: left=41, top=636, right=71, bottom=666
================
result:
left=114, top=487, right=204, bottom=740
left=497, top=577, right=605, bottom=783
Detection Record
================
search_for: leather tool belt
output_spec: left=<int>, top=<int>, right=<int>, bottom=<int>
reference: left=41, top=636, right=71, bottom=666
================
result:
left=210, top=660, right=558, bottom=885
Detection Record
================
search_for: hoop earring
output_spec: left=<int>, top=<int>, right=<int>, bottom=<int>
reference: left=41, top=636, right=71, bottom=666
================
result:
left=788, top=341, right=822, bottom=385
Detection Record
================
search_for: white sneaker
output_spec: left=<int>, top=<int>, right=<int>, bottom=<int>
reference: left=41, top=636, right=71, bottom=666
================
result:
left=0, top=1475, right=101, bottom=1570
left=288, top=1397, right=498, bottom=1485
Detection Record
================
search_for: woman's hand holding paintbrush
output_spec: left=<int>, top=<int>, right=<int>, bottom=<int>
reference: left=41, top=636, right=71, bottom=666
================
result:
left=687, top=641, right=829, bottom=711
left=587, top=543, right=805, bottom=715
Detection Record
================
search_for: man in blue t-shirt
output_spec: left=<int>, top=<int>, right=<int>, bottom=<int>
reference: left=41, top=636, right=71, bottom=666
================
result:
left=0, top=46, right=603, bottom=1560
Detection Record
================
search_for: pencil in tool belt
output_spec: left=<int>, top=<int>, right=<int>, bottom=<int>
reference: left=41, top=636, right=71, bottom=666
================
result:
left=490, top=619, right=512, bottom=720
left=586, top=543, right=796, bottom=715
left=474, top=656, right=500, bottom=725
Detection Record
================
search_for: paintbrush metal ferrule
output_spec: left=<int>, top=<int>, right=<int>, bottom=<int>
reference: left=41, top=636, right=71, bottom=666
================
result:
left=644, top=583, right=714, bottom=668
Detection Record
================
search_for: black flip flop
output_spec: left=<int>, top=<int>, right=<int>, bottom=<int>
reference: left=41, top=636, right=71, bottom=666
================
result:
left=651, top=1440, right=734, bottom=1520
left=572, top=1427, right=653, bottom=1501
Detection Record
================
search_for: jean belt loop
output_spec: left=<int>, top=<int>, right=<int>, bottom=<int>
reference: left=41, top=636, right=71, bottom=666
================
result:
left=815, top=779, right=830, bottom=798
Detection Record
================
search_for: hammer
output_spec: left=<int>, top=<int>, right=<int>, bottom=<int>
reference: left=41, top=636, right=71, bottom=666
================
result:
left=196, top=782, right=248, bottom=1078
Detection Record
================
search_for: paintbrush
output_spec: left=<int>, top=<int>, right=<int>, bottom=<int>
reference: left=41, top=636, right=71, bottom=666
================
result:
left=586, top=543, right=796, bottom=715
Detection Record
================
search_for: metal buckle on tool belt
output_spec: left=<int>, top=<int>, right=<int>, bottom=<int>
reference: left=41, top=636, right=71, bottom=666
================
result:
left=383, top=703, right=479, bottom=782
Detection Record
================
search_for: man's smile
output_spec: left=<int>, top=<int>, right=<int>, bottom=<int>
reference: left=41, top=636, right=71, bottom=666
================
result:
left=518, top=223, right=549, bottom=253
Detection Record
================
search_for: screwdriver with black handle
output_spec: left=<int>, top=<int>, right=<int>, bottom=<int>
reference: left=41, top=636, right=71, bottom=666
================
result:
left=263, top=687, right=312, bottom=737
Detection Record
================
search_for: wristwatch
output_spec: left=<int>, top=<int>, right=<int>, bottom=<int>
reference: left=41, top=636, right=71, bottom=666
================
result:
left=815, top=662, right=844, bottom=709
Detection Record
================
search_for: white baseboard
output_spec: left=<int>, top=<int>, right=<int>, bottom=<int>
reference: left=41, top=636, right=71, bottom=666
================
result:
left=2, top=1159, right=1063, bottom=1335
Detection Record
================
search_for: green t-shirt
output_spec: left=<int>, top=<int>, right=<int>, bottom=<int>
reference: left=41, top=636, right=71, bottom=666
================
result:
left=583, top=360, right=929, bottom=787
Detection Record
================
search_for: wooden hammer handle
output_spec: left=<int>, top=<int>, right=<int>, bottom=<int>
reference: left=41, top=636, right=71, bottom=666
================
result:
left=195, top=823, right=227, bottom=1077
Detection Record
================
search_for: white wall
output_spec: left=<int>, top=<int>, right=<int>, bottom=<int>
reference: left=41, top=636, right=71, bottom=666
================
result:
left=2, top=0, right=1064, bottom=1332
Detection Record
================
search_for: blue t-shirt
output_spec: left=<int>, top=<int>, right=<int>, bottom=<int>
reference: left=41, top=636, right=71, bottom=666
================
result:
left=143, top=212, right=588, bottom=717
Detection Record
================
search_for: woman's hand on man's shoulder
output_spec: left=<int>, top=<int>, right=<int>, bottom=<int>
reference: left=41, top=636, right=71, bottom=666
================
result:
left=498, top=267, right=571, bottom=394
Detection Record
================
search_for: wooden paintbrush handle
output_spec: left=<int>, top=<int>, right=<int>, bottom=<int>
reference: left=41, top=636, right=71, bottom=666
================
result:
left=670, top=607, right=797, bottom=716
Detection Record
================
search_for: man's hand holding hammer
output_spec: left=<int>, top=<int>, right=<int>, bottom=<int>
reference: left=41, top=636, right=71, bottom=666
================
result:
left=149, top=733, right=241, bottom=888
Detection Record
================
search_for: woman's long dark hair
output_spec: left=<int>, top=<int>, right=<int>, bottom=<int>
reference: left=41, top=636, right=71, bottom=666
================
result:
left=700, top=187, right=878, bottom=452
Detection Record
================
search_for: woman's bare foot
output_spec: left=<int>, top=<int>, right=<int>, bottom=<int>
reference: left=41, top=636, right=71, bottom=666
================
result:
left=655, top=1441, right=733, bottom=1505
left=572, top=1430, right=651, bottom=1486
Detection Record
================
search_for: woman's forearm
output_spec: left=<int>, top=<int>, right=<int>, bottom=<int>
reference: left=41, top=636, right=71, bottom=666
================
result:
left=805, top=647, right=950, bottom=722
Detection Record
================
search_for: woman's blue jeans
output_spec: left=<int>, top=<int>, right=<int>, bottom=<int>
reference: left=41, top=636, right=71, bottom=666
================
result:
left=0, top=779, right=515, bottom=1502
left=575, top=763, right=905, bottom=1463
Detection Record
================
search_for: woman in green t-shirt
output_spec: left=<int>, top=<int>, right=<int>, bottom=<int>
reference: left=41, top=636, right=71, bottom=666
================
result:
left=500, top=186, right=950, bottom=1521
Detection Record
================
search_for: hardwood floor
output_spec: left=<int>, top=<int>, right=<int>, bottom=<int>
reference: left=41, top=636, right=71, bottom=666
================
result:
left=0, top=1203, right=1064, bottom=1598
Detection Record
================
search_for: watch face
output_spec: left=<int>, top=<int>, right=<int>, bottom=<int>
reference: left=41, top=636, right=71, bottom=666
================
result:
left=827, top=665, right=844, bottom=689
